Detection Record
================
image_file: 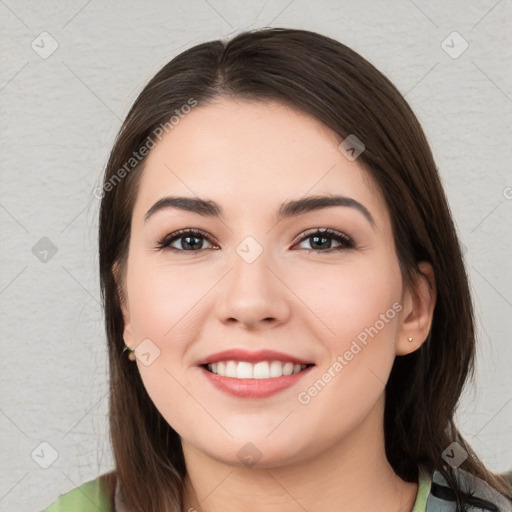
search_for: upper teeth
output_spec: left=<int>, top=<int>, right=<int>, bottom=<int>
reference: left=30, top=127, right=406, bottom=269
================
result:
left=206, top=360, right=307, bottom=379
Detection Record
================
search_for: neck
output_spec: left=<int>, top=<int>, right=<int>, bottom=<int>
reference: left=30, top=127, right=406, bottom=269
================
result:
left=180, top=396, right=418, bottom=512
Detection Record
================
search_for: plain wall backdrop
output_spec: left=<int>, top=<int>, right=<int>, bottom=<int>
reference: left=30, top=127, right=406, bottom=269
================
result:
left=0, top=1, right=511, bottom=510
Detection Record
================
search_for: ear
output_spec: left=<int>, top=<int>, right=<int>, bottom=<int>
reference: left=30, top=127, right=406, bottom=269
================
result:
left=396, top=261, right=436, bottom=356
left=112, top=261, right=135, bottom=347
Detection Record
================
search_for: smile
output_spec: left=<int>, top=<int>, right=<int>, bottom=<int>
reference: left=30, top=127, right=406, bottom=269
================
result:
left=200, top=362, right=314, bottom=399
left=204, top=360, right=310, bottom=379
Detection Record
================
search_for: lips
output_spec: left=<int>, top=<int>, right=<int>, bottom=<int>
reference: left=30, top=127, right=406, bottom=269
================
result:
left=196, top=348, right=315, bottom=398
left=200, top=365, right=313, bottom=398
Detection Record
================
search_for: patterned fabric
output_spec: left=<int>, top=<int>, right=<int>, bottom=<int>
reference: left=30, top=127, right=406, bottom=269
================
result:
left=425, top=466, right=512, bottom=511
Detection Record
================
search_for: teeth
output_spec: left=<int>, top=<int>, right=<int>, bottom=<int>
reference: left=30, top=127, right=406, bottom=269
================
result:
left=254, top=361, right=270, bottom=379
left=283, top=362, right=294, bottom=376
left=206, top=360, right=308, bottom=379
left=237, top=361, right=253, bottom=379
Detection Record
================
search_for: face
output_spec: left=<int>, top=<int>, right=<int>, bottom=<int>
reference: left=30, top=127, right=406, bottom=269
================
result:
left=120, top=97, right=413, bottom=468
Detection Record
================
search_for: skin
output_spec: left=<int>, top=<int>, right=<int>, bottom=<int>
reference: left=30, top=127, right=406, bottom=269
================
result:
left=118, top=96, right=436, bottom=512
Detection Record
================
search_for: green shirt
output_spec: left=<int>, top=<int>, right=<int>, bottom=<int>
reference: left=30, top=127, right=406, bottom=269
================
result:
left=41, top=474, right=114, bottom=511
left=41, top=466, right=432, bottom=511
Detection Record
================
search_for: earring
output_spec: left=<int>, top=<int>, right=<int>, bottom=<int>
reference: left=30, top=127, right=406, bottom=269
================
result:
left=123, top=344, right=136, bottom=361
left=408, top=337, right=414, bottom=343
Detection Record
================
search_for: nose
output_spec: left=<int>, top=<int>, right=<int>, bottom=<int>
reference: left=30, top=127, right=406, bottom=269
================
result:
left=215, top=245, right=291, bottom=330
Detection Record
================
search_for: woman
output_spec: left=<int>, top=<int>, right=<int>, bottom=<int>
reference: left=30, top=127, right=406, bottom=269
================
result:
left=42, top=28, right=512, bottom=512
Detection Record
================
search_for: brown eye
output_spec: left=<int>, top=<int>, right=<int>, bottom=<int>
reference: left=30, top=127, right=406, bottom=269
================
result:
left=295, top=228, right=355, bottom=253
left=155, top=229, right=216, bottom=252
left=155, top=227, right=355, bottom=254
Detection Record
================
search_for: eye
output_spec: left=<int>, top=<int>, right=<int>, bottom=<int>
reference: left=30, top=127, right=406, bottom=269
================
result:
left=155, top=229, right=217, bottom=252
left=155, top=227, right=355, bottom=254
left=294, top=228, right=355, bottom=253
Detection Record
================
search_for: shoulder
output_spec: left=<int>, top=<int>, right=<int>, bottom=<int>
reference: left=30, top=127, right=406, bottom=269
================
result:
left=41, top=472, right=116, bottom=512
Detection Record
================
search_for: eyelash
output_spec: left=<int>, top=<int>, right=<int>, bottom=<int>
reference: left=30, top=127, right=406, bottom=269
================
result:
left=154, top=228, right=355, bottom=254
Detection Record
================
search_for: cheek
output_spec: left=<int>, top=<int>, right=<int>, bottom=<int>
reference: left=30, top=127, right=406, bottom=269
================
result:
left=293, top=258, right=402, bottom=433
left=291, top=251, right=403, bottom=410
left=288, top=252, right=402, bottom=342
left=124, top=254, right=201, bottom=426
left=125, top=253, right=201, bottom=340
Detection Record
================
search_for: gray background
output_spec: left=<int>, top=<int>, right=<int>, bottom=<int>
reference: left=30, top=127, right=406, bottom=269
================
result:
left=0, top=1, right=511, bottom=510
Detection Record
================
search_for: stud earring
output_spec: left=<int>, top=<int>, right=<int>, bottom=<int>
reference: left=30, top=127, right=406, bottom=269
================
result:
left=408, top=337, right=414, bottom=343
left=123, top=344, right=136, bottom=361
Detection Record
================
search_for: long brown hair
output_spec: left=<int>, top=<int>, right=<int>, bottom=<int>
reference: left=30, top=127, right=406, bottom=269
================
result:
left=98, top=27, right=512, bottom=511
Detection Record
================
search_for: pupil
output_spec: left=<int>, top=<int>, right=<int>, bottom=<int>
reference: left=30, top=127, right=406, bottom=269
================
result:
left=183, top=236, right=202, bottom=250
left=311, top=235, right=330, bottom=250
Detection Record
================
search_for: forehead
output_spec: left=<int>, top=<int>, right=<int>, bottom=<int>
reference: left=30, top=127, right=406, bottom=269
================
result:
left=132, top=97, right=387, bottom=224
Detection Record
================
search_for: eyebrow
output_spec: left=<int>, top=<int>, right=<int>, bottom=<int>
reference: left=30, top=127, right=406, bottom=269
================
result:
left=144, top=194, right=376, bottom=229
